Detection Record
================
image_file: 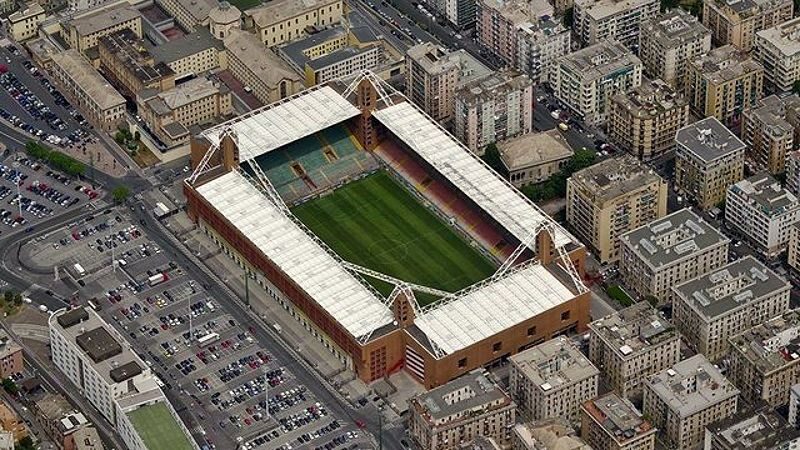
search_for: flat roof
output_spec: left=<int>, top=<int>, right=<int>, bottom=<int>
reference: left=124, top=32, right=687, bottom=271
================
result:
left=675, top=117, right=746, bottom=163
left=410, top=371, right=510, bottom=422
left=588, top=302, right=679, bottom=359
left=373, top=100, right=575, bottom=248
left=756, top=16, right=800, bottom=57
left=689, top=45, right=763, bottom=85
left=744, top=95, right=796, bottom=140
left=510, top=336, right=598, bottom=391
left=245, top=0, right=340, bottom=28
left=201, top=85, right=359, bottom=161
left=641, top=8, right=709, bottom=48
left=673, top=256, right=789, bottom=321
left=728, top=173, right=799, bottom=217
left=708, top=406, right=800, bottom=450
left=126, top=402, right=194, bottom=450
left=499, top=129, right=573, bottom=171
left=67, top=5, right=141, bottom=37
left=194, top=170, right=394, bottom=339
left=620, top=208, right=729, bottom=270
left=99, top=29, right=174, bottom=85
left=646, top=354, right=738, bottom=418
left=560, top=41, right=641, bottom=82
left=75, top=327, right=123, bottom=363
left=582, top=393, right=654, bottom=444
left=50, top=50, right=125, bottom=112
left=569, top=154, right=664, bottom=204
left=148, top=27, right=224, bottom=65
left=575, top=0, right=657, bottom=21
left=307, top=46, right=377, bottom=70
left=611, top=78, right=687, bottom=119
left=222, top=29, right=301, bottom=95
left=728, top=310, right=800, bottom=375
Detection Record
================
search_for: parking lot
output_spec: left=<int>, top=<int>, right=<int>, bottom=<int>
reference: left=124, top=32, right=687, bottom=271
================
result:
left=25, top=208, right=370, bottom=450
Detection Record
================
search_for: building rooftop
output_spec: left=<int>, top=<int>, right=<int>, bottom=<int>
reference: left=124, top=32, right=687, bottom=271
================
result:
left=306, top=45, right=378, bottom=70
left=707, top=405, right=800, bottom=450
left=410, top=370, right=512, bottom=423
left=574, top=0, right=657, bottom=21
left=611, top=78, right=687, bottom=119
left=99, top=29, right=174, bottom=86
left=50, top=49, right=125, bottom=111
left=646, top=354, right=738, bottom=418
left=457, top=70, right=532, bottom=106
left=498, top=129, right=573, bottom=171
left=744, top=95, right=796, bottom=140
left=729, top=310, right=800, bottom=375
left=478, top=0, right=554, bottom=27
left=690, top=45, right=763, bottom=85
left=642, top=9, right=709, bottom=48
left=8, top=1, right=44, bottom=23
left=569, top=154, right=664, bottom=204
left=51, top=307, right=144, bottom=385
left=513, top=419, right=591, bottom=450
left=620, top=208, right=729, bottom=270
left=756, top=16, right=800, bottom=57
left=144, top=76, right=226, bottom=114
left=560, top=40, right=641, bottom=82
left=66, top=5, right=140, bottom=37
left=675, top=116, right=746, bottom=163
left=511, top=336, right=598, bottom=392
left=245, top=0, right=339, bottom=28
left=172, top=0, right=218, bottom=24
left=582, top=393, right=654, bottom=445
left=407, top=43, right=492, bottom=83
left=728, top=173, right=799, bottom=217
left=223, top=29, right=301, bottom=89
left=208, top=1, right=240, bottom=24
left=71, top=427, right=104, bottom=450
left=148, top=27, right=224, bottom=65
left=588, top=302, right=679, bottom=360
left=33, top=393, right=71, bottom=422
left=279, top=26, right=347, bottom=68
left=673, top=256, right=789, bottom=321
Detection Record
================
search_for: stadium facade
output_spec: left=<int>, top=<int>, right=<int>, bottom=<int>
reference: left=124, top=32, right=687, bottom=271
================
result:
left=184, top=73, right=590, bottom=388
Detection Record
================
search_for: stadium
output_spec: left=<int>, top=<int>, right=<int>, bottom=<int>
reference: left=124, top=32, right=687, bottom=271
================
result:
left=184, top=73, right=590, bottom=388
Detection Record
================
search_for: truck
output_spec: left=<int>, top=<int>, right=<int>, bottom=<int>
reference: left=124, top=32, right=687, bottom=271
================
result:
left=73, top=263, right=86, bottom=277
left=148, top=273, right=167, bottom=286
left=38, top=305, right=48, bottom=313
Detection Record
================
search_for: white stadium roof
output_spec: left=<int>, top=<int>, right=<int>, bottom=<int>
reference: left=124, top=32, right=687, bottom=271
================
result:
left=372, top=101, right=574, bottom=248
left=195, top=170, right=394, bottom=339
left=414, top=263, right=576, bottom=354
left=201, top=86, right=360, bottom=162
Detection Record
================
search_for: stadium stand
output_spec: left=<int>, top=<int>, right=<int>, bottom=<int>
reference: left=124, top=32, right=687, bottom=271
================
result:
left=376, top=139, right=513, bottom=261
left=254, top=124, right=379, bottom=204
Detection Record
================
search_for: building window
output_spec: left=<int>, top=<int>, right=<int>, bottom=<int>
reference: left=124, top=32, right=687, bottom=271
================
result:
left=458, top=357, right=467, bottom=368
left=561, top=311, right=570, bottom=321
left=527, top=326, right=536, bottom=336
left=492, top=342, right=502, bottom=352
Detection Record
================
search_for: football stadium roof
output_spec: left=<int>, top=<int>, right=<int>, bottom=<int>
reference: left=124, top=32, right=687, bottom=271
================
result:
left=195, top=170, right=395, bottom=338
left=372, top=101, right=573, bottom=248
left=201, top=86, right=360, bottom=161
left=414, top=262, right=576, bottom=354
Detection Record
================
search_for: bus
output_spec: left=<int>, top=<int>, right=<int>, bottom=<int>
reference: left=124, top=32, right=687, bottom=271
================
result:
left=197, top=332, right=220, bottom=348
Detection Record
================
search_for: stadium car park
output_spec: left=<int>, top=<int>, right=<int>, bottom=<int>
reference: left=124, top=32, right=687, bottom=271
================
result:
left=28, top=210, right=367, bottom=450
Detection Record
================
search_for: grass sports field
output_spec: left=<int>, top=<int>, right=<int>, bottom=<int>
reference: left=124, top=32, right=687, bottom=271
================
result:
left=127, top=403, right=193, bottom=450
left=291, top=171, right=496, bottom=305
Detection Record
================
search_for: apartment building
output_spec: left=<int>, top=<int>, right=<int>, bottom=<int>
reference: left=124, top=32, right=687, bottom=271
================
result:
left=572, top=0, right=659, bottom=50
left=741, top=95, right=796, bottom=174
left=223, top=29, right=303, bottom=106
left=566, top=155, right=667, bottom=263
left=792, top=384, right=800, bottom=427
left=674, top=117, right=746, bottom=210
left=0, top=331, right=22, bottom=379
left=98, top=29, right=176, bottom=97
left=8, top=2, right=45, bottom=42
left=512, top=419, right=592, bottom=450
left=149, top=28, right=225, bottom=79
left=499, top=129, right=573, bottom=187
left=406, top=43, right=491, bottom=124
left=786, top=150, right=800, bottom=198
left=209, top=1, right=241, bottom=39
left=49, top=50, right=125, bottom=132
left=642, top=355, right=739, bottom=450
left=138, top=77, right=232, bottom=148
left=475, top=0, right=568, bottom=82
left=685, top=45, right=764, bottom=128
left=725, top=173, right=800, bottom=257
left=553, top=40, right=642, bottom=126
left=790, top=223, right=800, bottom=272
left=702, top=0, right=793, bottom=51
left=673, top=256, right=791, bottom=361
left=65, top=426, right=105, bottom=450
left=609, top=79, right=689, bottom=161
left=588, top=303, right=681, bottom=400
left=408, top=370, right=516, bottom=450
left=580, top=393, right=656, bottom=450
left=49, top=307, right=197, bottom=450
left=619, top=208, right=729, bottom=303
left=509, top=337, right=599, bottom=424
left=755, top=17, right=800, bottom=93
left=454, top=70, right=533, bottom=154
left=727, top=310, right=800, bottom=407
left=157, top=0, right=217, bottom=31
left=62, top=5, right=142, bottom=54
left=243, top=0, right=343, bottom=47
left=639, top=10, right=711, bottom=92
left=706, top=405, right=800, bottom=450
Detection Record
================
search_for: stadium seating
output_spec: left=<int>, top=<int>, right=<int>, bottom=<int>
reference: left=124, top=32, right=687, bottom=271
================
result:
left=319, top=125, right=362, bottom=156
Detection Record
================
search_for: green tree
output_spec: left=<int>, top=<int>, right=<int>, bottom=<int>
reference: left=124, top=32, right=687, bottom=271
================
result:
left=1, top=378, right=17, bottom=395
left=481, top=143, right=508, bottom=176
left=112, top=185, right=131, bottom=204
left=114, top=131, right=127, bottom=145
left=15, top=436, right=34, bottom=450
left=12, top=293, right=21, bottom=306
left=3, top=291, right=12, bottom=305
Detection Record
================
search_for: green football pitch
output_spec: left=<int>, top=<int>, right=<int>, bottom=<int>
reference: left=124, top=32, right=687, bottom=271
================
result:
left=291, top=171, right=496, bottom=305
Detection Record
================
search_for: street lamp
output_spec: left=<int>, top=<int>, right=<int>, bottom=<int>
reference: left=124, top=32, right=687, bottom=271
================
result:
left=11, top=162, right=21, bottom=218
